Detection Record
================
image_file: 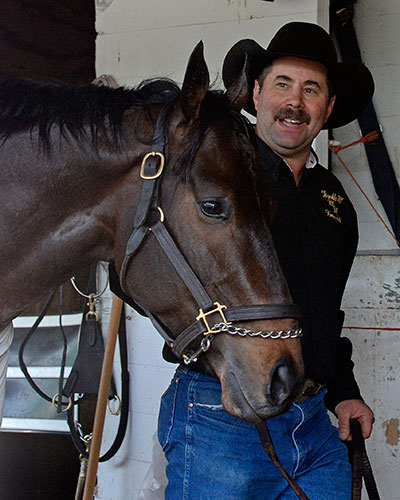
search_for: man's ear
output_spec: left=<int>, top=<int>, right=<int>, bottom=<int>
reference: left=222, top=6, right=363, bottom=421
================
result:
left=324, top=94, right=336, bottom=124
left=253, top=79, right=261, bottom=112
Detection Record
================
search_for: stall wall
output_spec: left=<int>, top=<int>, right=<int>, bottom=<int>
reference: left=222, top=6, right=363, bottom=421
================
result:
left=331, top=1, right=400, bottom=498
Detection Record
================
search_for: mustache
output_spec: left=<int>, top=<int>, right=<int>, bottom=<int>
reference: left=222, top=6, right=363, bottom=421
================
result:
left=274, top=108, right=311, bottom=125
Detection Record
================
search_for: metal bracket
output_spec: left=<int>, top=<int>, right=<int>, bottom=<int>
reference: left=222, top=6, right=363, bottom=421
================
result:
left=196, top=302, right=231, bottom=334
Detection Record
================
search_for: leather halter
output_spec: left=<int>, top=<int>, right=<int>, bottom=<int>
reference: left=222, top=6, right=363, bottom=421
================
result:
left=119, top=112, right=301, bottom=362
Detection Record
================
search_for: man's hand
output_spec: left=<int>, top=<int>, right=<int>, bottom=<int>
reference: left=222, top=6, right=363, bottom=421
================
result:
left=335, top=399, right=375, bottom=441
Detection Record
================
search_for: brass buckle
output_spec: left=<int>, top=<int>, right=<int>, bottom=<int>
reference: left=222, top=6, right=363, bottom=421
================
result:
left=196, top=302, right=231, bottom=334
left=140, top=152, right=165, bottom=179
left=85, top=293, right=98, bottom=321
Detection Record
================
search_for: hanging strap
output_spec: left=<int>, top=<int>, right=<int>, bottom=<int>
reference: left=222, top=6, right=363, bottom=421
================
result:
left=66, top=268, right=129, bottom=463
left=256, top=421, right=311, bottom=500
left=64, top=264, right=112, bottom=396
left=66, top=302, right=129, bottom=462
left=330, top=0, right=400, bottom=244
left=347, top=419, right=381, bottom=500
left=18, top=289, right=58, bottom=404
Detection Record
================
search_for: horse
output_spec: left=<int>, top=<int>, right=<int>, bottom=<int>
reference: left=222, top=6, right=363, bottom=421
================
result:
left=0, top=42, right=304, bottom=424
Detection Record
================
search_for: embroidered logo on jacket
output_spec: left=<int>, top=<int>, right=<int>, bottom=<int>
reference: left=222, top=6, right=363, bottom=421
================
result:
left=321, top=190, right=343, bottom=223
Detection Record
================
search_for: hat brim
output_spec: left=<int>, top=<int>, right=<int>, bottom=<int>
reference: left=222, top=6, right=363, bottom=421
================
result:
left=222, top=39, right=374, bottom=129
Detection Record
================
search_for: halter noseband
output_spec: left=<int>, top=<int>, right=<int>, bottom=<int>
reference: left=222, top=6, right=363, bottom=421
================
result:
left=119, top=113, right=302, bottom=363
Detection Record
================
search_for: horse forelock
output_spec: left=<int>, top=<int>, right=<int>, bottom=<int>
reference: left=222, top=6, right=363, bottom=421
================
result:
left=171, top=89, right=257, bottom=180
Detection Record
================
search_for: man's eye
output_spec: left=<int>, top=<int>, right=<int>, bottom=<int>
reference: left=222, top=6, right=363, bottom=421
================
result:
left=200, top=200, right=226, bottom=219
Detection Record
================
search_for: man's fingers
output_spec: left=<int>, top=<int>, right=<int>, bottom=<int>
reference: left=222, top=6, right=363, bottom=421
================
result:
left=335, top=399, right=375, bottom=441
left=359, top=413, right=374, bottom=438
left=338, top=417, right=352, bottom=441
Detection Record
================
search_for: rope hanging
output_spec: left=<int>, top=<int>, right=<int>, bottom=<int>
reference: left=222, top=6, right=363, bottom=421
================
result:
left=329, top=131, right=400, bottom=333
left=329, top=131, right=400, bottom=248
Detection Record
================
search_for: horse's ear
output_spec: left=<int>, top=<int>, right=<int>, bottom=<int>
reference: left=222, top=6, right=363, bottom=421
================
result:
left=225, top=54, right=249, bottom=112
left=180, top=41, right=210, bottom=123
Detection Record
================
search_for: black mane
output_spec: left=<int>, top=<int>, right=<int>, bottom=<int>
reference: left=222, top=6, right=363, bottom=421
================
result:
left=0, top=77, right=255, bottom=176
left=0, top=77, right=180, bottom=149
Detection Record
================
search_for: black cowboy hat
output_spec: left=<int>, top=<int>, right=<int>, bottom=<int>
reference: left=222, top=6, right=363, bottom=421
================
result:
left=222, top=22, right=374, bottom=129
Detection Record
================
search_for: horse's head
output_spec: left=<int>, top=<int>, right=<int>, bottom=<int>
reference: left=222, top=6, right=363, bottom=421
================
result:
left=117, top=43, right=304, bottom=423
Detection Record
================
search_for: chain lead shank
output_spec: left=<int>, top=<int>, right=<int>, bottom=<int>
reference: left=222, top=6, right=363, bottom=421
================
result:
left=182, top=323, right=302, bottom=365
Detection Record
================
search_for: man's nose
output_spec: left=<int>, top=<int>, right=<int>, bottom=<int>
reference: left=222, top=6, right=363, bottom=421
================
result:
left=286, top=88, right=304, bottom=108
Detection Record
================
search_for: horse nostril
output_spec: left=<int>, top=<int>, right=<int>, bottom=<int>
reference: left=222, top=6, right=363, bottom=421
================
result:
left=268, top=359, right=296, bottom=406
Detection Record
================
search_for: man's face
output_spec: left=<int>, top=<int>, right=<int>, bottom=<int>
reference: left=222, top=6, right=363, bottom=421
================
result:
left=253, top=56, right=336, bottom=160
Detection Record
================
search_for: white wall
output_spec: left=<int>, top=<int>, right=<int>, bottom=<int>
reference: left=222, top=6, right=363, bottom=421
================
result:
left=330, top=1, right=400, bottom=498
left=95, top=1, right=326, bottom=498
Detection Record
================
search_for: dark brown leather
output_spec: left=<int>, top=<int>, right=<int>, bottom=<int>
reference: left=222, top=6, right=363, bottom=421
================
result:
left=293, top=378, right=324, bottom=403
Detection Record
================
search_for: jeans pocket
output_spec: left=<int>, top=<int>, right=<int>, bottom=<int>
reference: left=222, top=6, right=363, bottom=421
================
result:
left=195, top=403, right=224, bottom=411
left=158, top=377, right=180, bottom=450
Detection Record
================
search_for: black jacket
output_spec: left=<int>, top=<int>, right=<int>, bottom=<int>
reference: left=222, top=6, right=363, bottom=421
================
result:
left=257, top=138, right=362, bottom=411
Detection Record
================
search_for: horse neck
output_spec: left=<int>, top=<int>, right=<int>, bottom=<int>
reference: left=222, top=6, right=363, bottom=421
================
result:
left=0, top=131, right=143, bottom=323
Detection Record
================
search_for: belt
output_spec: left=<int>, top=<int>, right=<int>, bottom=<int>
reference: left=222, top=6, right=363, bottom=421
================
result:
left=182, top=366, right=324, bottom=404
left=294, top=378, right=325, bottom=403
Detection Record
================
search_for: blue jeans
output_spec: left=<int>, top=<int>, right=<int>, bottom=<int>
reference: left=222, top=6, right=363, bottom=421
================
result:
left=158, top=366, right=351, bottom=500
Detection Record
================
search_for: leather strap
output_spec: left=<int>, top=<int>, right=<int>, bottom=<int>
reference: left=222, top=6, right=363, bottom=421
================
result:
left=348, top=419, right=381, bottom=500
left=256, top=417, right=381, bottom=500
left=256, top=421, right=311, bottom=500
left=151, top=221, right=214, bottom=309
left=172, top=303, right=300, bottom=359
left=119, top=112, right=166, bottom=293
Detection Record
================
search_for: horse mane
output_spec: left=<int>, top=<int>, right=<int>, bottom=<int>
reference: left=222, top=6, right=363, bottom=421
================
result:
left=0, top=77, right=180, bottom=150
left=0, top=77, right=255, bottom=177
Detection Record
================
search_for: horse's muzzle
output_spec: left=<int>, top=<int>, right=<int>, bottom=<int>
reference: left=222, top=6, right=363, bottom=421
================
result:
left=220, top=355, right=303, bottom=423
left=267, top=357, right=301, bottom=407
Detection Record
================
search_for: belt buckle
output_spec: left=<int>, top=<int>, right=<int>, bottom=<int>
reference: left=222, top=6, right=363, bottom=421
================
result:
left=294, top=379, right=323, bottom=403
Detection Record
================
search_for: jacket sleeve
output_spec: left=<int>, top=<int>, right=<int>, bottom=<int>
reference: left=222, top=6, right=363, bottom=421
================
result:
left=324, top=334, right=363, bottom=413
left=324, top=196, right=362, bottom=413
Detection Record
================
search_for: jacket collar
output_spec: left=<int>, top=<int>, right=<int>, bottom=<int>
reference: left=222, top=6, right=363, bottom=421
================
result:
left=256, top=136, right=318, bottom=183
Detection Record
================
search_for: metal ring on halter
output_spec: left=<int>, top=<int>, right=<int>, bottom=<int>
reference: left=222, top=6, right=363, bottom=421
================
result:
left=70, top=262, right=109, bottom=299
left=148, top=207, right=165, bottom=233
left=157, top=206, right=165, bottom=222
left=52, top=393, right=73, bottom=412
left=107, top=395, right=121, bottom=416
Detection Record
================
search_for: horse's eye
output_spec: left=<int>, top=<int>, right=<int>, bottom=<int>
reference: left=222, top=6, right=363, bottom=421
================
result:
left=199, top=199, right=227, bottom=219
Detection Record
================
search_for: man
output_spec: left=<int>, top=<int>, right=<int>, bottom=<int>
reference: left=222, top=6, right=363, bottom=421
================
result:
left=156, top=22, right=375, bottom=499
left=222, top=20, right=375, bottom=439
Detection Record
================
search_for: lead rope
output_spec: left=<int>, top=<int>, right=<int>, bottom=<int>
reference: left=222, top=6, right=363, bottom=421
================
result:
left=348, top=420, right=381, bottom=500
left=256, top=421, right=311, bottom=500
left=257, top=418, right=381, bottom=500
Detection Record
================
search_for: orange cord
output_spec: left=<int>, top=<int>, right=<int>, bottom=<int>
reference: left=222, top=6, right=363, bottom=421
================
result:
left=329, top=131, right=400, bottom=248
left=329, top=132, right=400, bottom=332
